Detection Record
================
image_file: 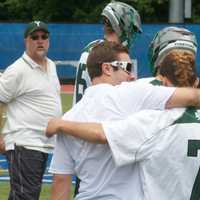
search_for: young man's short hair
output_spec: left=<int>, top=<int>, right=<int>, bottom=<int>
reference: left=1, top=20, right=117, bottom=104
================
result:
left=87, top=41, right=128, bottom=80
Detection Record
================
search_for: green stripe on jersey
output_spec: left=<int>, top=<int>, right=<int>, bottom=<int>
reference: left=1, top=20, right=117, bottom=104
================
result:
left=174, top=107, right=200, bottom=124
left=149, top=78, right=200, bottom=124
left=150, top=79, right=163, bottom=86
left=83, top=39, right=104, bottom=52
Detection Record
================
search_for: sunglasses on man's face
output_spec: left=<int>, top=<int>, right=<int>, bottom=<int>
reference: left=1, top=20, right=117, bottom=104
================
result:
left=104, top=61, right=133, bottom=74
left=30, top=34, right=49, bottom=41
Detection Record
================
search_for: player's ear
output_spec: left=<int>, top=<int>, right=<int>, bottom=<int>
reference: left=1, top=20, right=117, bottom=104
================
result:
left=102, top=63, right=113, bottom=76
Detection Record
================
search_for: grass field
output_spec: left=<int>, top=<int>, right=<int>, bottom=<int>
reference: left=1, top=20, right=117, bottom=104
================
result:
left=61, top=92, right=73, bottom=113
left=0, top=182, right=75, bottom=200
left=0, top=92, right=75, bottom=200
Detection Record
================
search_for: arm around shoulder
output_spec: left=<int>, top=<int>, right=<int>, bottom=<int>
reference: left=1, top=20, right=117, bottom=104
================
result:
left=46, top=118, right=107, bottom=144
left=166, top=87, right=200, bottom=109
left=60, top=121, right=107, bottom=144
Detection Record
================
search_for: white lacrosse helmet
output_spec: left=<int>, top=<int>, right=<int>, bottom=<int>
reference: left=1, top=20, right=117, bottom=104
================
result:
left=148, top=26, right=197, bottom=75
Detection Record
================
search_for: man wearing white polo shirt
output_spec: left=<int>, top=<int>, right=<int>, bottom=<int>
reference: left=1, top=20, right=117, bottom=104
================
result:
left=0, top=21, right=62, bottom=200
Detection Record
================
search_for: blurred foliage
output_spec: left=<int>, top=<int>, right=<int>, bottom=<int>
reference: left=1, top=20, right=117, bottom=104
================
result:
left=192, top=0, right=200, bottom=23
left=0, top=0, right=199, bottom=23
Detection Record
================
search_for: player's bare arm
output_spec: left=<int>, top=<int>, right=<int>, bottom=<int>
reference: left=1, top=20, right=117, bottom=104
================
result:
left=46, top=87, right=200, bottom=142
left=51, top=174, right=72, bottom=200
left=166, top=87, right=200, bottom=109
left=46, top=118, right=106, bottom=144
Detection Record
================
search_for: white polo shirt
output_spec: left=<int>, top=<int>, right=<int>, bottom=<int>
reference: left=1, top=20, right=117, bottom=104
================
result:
left=0, top=52, right=62, bottom=153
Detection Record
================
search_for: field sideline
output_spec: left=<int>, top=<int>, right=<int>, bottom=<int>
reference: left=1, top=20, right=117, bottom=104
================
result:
left=0, top=85, right=75, bottom=200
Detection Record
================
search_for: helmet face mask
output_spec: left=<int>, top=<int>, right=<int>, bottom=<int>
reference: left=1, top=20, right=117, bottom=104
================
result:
left=148, top=26, right=198, bottom=75
left=102, top=1, right=142, bottom=49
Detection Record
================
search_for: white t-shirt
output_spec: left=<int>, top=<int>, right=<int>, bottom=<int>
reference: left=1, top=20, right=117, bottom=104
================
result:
left=0, top=52, right=62, bottom=153
left=50, top=81, right=175, bottom=200
left=103, top=108, right=200, bottom=200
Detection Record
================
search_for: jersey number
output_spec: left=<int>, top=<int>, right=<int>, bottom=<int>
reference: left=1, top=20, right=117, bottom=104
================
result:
left=187, top=140, right=200, bottom=200
left=75, top=63, right=88, bottom=103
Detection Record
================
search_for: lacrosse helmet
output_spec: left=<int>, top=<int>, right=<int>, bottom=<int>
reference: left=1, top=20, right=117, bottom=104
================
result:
left=101, top=1, right=142, bottom=48
left=148, top=26, right=197, bottom=75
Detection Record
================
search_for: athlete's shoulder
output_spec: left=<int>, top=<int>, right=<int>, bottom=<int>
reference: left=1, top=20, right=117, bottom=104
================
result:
left=82, top=39, right=104, bottom=53
left=174, top=107, right=200, bottom=124
left=136, top=77, right=163, bottom=85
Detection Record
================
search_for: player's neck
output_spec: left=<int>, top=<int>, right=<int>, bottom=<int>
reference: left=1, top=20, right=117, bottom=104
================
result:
left=105, top=33, right=120, bottom=43
left=92, top=76, right=115, bottom=86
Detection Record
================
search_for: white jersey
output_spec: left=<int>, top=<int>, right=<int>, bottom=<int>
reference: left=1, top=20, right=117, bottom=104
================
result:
left=50, top=81, right=175, bottom=200
left=103, top=108, right=200, bottom=200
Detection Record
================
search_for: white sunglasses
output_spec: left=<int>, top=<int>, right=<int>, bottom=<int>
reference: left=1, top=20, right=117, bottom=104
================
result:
left=104, top=61, right=133, bottom=74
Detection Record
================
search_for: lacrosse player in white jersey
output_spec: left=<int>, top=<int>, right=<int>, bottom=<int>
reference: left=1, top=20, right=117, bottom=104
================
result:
left=47, top=27, right=200, bottom=199
left=47, top=37, right=200, bottom=200
left=101, top=49, right=200, bottom=200
left=73, top=2, right=141, bottom=193
left=47, top=27, right=200, bottom=200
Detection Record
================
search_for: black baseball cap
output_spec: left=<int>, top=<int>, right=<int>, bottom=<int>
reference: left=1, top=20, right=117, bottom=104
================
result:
left=24, top=21, right=49, bottom=38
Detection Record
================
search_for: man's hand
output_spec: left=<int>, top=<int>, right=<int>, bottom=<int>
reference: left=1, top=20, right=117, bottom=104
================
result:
left=0, top=134, right=5, bottom=154
left=46, top=118, right=62, bottom=137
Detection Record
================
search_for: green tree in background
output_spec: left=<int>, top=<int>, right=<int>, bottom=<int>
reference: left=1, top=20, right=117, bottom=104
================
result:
left=0, top=0, right=200, bottom=23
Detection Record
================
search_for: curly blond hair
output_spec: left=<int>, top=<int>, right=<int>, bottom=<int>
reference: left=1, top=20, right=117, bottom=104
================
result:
left=158, top=49, right=196, bottom=87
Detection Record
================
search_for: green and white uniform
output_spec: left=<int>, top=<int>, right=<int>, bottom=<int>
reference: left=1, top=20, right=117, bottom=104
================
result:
left=73, top=39, right=103, bottom=104
left=50, top=80, right=176, bottom=200
left=103, top=107, right=200, bottom=200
